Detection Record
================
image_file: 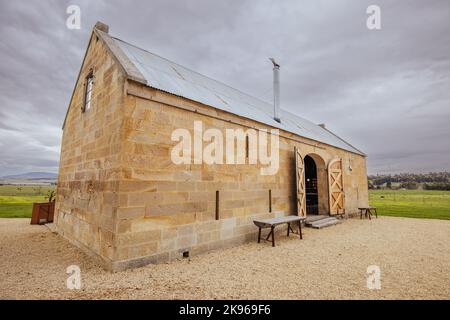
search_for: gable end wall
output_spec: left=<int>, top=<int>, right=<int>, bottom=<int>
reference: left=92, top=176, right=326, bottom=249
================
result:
left=55, top=32, right=127, bottom=269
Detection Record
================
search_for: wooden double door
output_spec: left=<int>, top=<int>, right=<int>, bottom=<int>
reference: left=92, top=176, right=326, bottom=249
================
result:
left=294, top=147, right=345, bottom=216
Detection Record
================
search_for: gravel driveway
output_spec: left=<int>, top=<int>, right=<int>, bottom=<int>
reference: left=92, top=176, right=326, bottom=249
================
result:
left=0, top=216, right=449, bottom=299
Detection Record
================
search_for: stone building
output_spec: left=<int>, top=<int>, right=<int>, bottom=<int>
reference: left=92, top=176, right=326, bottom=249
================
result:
left=55, top=22, right=368, bottom=271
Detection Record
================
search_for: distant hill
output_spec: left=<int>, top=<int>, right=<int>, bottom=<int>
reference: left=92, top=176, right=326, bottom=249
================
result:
left=0, top=172, right=58, bottom=180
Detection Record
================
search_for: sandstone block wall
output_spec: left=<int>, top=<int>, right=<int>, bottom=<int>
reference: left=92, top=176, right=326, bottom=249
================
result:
left=109, top=82, right=368, bottom=270
left=55, top=31, right=126, bottom=267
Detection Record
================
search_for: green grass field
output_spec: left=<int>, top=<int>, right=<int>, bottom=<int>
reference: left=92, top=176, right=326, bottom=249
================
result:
left=0, top=185, right=55, bottom=218
left=1, top=185, right=449, bottom=220
left=369, top=189, right=450, bottom=220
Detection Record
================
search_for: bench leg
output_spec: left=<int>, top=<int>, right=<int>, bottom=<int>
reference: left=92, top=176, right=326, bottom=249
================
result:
left=258, top=227, right=261, bottom=243
left=375, top=208, right=378, bottom=218
left=368, top=209, right=371, bottom=220
left=287, top=223, right=290, bottom=237
left=271, top=226, right=275, bottom=247
left=360, top=210, right=363, bottom=219
left=298, top=220, right=303, bottom=240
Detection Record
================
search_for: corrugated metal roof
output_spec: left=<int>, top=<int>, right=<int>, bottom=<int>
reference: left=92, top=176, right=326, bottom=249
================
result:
left=113, top=37, right=364, bottom=155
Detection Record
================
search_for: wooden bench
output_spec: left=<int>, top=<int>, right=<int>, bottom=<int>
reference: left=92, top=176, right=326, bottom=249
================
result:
left=253, top=215, right=306, bottom=247
left=358, top=206, right=377, bottom=220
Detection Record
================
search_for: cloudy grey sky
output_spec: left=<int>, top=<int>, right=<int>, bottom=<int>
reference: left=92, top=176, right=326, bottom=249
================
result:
left=0, top=0, right=449, bottom=176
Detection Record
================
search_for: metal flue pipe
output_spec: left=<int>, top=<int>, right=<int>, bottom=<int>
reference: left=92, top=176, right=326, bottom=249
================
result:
left=269, top=58, right=281, bottom=123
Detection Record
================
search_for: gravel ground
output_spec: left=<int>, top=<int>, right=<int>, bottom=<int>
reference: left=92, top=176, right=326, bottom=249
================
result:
left=0, top=217, right=449, bottom=300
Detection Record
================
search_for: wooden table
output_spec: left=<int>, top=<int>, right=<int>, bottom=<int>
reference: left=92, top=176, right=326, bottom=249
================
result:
left=358, top=206, right=377, bottom=220
left=253, top=215, right=305, bottom=247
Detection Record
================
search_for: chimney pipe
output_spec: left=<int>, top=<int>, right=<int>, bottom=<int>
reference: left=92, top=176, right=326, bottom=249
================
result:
left=269, top=58, right=281, bottom=123
left=94, top=21, right=109, bottom=34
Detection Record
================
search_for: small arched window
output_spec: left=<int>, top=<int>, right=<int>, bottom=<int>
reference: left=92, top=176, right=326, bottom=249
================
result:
left=83, top=71, right=94, bottom=112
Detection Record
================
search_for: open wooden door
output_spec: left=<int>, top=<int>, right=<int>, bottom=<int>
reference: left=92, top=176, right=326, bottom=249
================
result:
left=328, top=158, right=345, bottom=215
left=294, top=147, right=306, bottom=217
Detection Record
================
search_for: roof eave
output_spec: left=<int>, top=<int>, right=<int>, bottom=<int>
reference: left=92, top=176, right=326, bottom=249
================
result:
left=320, top=125, right=366, bottom=156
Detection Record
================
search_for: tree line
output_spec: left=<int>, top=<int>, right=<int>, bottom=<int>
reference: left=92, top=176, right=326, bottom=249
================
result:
left=368, top=172, right=450, bottom=190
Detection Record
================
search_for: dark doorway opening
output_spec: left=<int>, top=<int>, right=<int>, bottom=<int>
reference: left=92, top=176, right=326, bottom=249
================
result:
left=304, top=155, right=319, bottom=214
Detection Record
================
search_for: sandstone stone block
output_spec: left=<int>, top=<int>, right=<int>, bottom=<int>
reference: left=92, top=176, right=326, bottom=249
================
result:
left=177, top=224, right=194, bottom=237
left=129, top=216, right=171, bottom=233
left=209, top=230, right=221, bottom=242
left=128, top=241, right=159, bottom=258
left=220, top=217, right=236, bottom=230
left=116, top=229, right=161, bottom=246
left=176, top=234, right=197, bottom=250
left=195, top=220, right=219, bottom=233
left=160, top=239, right=176, bottom=251
left=169, top=212, right=197, bottom=225
left=161, top=227, right=177, bottom=240
left=220, top=228, right=233, bottom=240
left=126, top=191, right=160, bottom=207
left=197, top=232, right=211, bottom=244
left=117, top=206, right=145, bottom=219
